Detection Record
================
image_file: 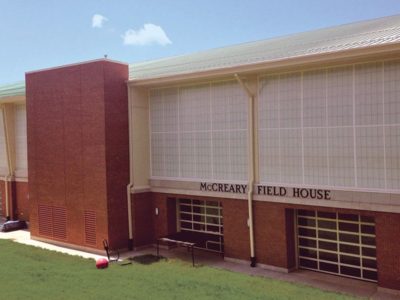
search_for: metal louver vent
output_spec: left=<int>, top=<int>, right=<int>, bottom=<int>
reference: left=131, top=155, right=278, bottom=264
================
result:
left=52, top=207, right=67, bottom=240
left=38, top=205, right=53, bottom=236
left=38, top=204, right=67, bottom=240
left=84, top=210, right=96, bottom=245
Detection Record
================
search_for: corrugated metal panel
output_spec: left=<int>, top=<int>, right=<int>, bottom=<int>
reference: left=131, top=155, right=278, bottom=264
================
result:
left=84, top=210, right=96, bottom=245
left=129, top=14, right=400, bottom=80
left=0, top=81, right=25, bottom=99
left=258, top=60, right=400, bottom=192
left=149, top=82, right=248, bottom=181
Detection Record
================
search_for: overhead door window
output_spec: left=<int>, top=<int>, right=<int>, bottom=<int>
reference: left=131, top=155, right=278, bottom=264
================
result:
left=297, top=210, right=377, bottom=282
left=178, top=198, right=223, bottom=252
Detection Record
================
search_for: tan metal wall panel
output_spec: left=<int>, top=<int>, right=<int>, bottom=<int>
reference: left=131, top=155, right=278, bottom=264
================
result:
left=0, top=108, right=7, bottom=175
left=14, top=104, right=27, bottom=177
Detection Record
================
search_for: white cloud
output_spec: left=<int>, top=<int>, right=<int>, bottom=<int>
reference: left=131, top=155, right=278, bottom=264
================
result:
left=92, top=14, right=108, bottom=28
left=122, top=23, right=172, bottom=46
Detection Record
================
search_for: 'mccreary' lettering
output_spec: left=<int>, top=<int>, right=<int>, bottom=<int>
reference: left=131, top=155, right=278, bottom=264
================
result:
left=201, top=182, right=331, bottom=200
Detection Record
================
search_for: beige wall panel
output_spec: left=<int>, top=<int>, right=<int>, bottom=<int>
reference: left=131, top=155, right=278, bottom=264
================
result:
left=14, top=104, right=27, bottom=178
left=0, top=107, right=8, bottom=175
left=131, top=87, right=150, bottom=188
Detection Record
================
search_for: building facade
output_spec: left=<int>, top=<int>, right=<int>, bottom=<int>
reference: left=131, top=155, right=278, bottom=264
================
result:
left=1, top=15, right=400, bottom=292
left=0, top=82, right=29, bottom=223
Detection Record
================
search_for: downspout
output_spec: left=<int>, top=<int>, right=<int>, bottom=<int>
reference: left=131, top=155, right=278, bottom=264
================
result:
left=234, top=74, right=256, bottom=267
left=126, top=85, right=134, bottom=250
left=1, top=105, right=12, bottom=220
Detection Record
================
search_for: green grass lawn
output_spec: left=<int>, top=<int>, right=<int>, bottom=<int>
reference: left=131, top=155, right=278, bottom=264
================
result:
left=0, top=239, right=359, bottom=300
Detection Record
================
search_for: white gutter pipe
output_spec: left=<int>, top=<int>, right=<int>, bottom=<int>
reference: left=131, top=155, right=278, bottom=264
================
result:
left=1, top=105, right=12, bottom=220
left=234, top=74, right=256, bottom=267
left=126, top=86, right=134, bottom=250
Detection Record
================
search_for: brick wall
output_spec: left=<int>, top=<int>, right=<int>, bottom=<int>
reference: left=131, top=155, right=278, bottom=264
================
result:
left=132, top=192, right=154, bottom=247
left=0, top=180, right=5, bottom=218
left=0, top=180, right=29, bottom=221
left=130, top=192, right=177, bottom=247
left=152, top=193, right=177, bottom=239
left=128, top=191, right=400, bottom=290
left=27, top=60, right=129, bottom=250
left=13, top=181, right=29, bottom=221
left=253, top=202, right=296, bottom=270
left=103, top=62, right=130, bottom=250
left=375, top=212, right=400, bottom=290
left=223, top=198, right=250, bottom=261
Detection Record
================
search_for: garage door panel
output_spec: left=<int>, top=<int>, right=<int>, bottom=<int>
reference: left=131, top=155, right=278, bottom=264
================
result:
left=298, top=217, right=316, bottom=226
left=361, top=236, right=375, bottom=246
left=319, top=251, right=338, bottom=263
left=319, top=240, right=338, bottom=251
left=318, top=219, right=337, bottom=230
left=299, top=247, right=317, bottom=259
left=297, top=210, right=377, bottom=282
left=299, top=258, right=318, bottom=269
left=339, top=233, right=359, bottom=243
left=363, top=270, right=377, bottom=281
left=299, top=238, right=316, bottom=248
left=362, top=247, right=376, bottom=258
left=320, top=262, right=339, bottom=273
left=178, top=198, right=224, bottom=253
left=318, top=230, right=337, bottom=240
left=340, top=255, right=360, bottom=266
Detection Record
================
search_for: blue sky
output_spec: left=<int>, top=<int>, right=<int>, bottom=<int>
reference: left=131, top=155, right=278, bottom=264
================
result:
left=1, top=0, right=400, bottom=85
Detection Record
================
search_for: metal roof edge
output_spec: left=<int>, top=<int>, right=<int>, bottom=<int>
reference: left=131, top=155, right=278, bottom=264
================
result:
left=0, top=81, right=26, bottom=100
left=128, top=14, right=400, bottom=70
left=127, top=43, right=400, bottom=86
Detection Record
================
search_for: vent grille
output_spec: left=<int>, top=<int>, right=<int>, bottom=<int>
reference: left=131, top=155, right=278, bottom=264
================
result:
left=38, top=205, right=53, bottom=237
left=52, top=207, right=67, bottom=240
left=38, top=204, right=67, bottom=240
left=84, top=210, right=97, bottom=245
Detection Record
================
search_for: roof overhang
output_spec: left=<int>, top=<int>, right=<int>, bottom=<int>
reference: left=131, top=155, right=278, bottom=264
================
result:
left=127, top=43, right=400, bottom=87
left=0, top=95, right=25, bottom=105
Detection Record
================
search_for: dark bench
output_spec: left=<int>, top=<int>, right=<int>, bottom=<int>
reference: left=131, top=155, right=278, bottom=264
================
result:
left=156, top=231, right=222, bottom=266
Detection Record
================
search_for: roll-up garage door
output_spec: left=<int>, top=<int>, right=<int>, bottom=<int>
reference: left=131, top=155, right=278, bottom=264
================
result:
left=297, top=210, right=377, bottom=282
left=178, top=198, right=224, bottom=252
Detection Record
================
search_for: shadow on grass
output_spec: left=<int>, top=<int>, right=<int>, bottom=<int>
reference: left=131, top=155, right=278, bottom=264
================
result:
left=127, top=254, right=166, bottom=265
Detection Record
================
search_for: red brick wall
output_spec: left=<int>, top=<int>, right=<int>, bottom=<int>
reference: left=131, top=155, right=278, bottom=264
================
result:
left=103, top=62, right=130, bottom=250
left=26, top=60, right=128, bottom=250
left=285, top=209, right=296, bottom=269
left=0, top=180, right=5, bottom=218
left=130, top=192, right=400, bottom=289
left=223, top=198, right=250, bottom=261
left=152, top=193, right=177, bottom=239
left=150, top=193, right=251, bottom=260
left=375, top=212, right=400, bottom=290
left=13, top=181, right=29, bottom=221
left=253, top=202, right=296, bottom=270
left=132, top=192, right=154, bottom=247
left=0, top=180, right=29, bottom=220
left=130, top=192, right=178, bottom=247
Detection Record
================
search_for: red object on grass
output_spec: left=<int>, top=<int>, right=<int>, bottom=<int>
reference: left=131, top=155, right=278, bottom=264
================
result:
left=96, top=258, right=109, bottom=269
